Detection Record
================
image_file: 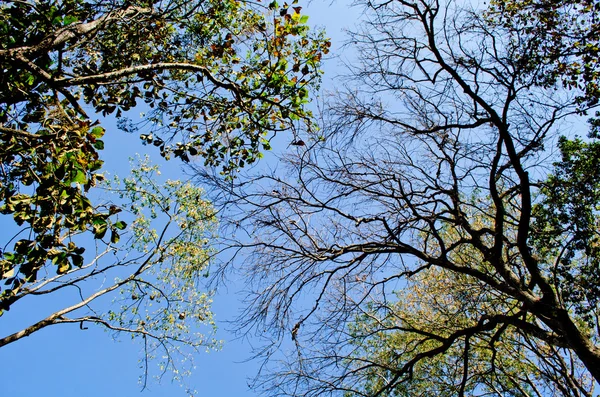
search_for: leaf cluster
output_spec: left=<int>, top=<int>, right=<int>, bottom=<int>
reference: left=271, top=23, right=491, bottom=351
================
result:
left=487, top=0, right=600, bottom=109
left=0, top=156, right=219, bottom=390
left=532, top=137, right=600, bottom=326
left=0, top=0, right=328, bottom=315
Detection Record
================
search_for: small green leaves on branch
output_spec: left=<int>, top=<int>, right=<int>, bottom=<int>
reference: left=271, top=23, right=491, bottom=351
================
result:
left=0, top=0, right=327, bottom=361
left=1, top=156, right=219, bottom=390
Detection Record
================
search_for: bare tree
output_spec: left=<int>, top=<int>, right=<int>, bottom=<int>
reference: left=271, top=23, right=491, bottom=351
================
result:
left=200, top=0, right=600, bottom=395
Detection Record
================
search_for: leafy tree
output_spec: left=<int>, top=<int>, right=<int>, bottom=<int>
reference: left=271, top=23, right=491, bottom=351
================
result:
left=0, top=0, right=328, bottom=316
left=532, top=138, right=600, bottom=331
left=343, top=139, right=600, bottom=397
left=0, top=0, right=328, bottom=389
left=1, top=157, right=218, bottom=389
left=487, top=0, right=600, bottom=109
left=346, top=267, right=594, bottom=397
left=204, top=0, right=600, bottom=395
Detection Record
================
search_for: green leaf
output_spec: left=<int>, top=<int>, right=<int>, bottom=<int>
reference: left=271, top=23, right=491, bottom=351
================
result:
left=93, top=218, right=108, bottom=239
left=90, top=126, right=105, bottom=138
left=63, top=15, right=78, bottom=26
left=110, top=230, right=120, bottom=244
left=14, top=240, right=33, bottom=255
left=57, top=260, right=71, bottom=274
left=71, top=254, right=84, bottom=268
left=69, top=170, right=87, bottom=184
left=93, top=140, right=105, bottom=150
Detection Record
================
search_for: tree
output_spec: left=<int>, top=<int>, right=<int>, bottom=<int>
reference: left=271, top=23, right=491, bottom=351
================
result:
left=1, top=157, right=219, bottom=389
left=0, top=0, right=327, bottom=319
left=487, top=0, right=600, bottom=109
left=205, top=0, right=600, bottom=395
left=346, top=266, right=594, bottom=396
left=0, top=0, right=328, bottom=387
left=340, top=139, right=600, bottom=397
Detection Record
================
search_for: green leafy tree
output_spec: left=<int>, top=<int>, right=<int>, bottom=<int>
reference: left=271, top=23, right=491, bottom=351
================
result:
left=342, top=140, right=600, bottom=397
left=486, top=0, right=600, bottom=342
left=0, top=0, right=328, bottom=316
left=532, top=138, right=600, bottom=332
left=346, top=267, right=594, bottom=397
left=1, top=157, right=219, bottom=389
left=487, top=0, right=600, bottom=109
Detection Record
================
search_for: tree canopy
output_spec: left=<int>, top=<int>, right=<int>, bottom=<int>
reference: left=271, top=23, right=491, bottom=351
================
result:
left=0, top=0, right=328, bottom=388
left=487, top=0, right=600, bottom=109
left=207, top=0, right=600, bottom=395
left=0, top=0, right=326, bottom=312
left=2, top=158, right=219, bottom=389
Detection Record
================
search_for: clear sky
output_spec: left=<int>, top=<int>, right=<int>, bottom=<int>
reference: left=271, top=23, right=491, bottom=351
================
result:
left=0, top=2, right=358, bottom=396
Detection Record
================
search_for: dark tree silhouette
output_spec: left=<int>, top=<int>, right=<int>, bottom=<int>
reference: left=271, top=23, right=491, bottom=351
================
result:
left=204, top=0, right=600, bottom=395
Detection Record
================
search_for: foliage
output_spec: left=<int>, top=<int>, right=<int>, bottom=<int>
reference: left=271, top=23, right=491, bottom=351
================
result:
left=0, top=0, right=328, bottom=316
left=487, top=0, right=600, bottom=108
left=203, top=0, right=600, bottom=395
left=346, top=267, right=593, bottom=397
left=0, top=157, right=219, bottom=390
left=489, top=0, right=600, bottom=332
left=0, top=117, right=108, bottom=312
left=532, top=138, right=600, bottom=327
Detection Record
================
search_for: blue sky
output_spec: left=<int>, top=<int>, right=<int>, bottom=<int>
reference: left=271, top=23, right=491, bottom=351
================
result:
left=0, top=2, right=358, bottom=396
